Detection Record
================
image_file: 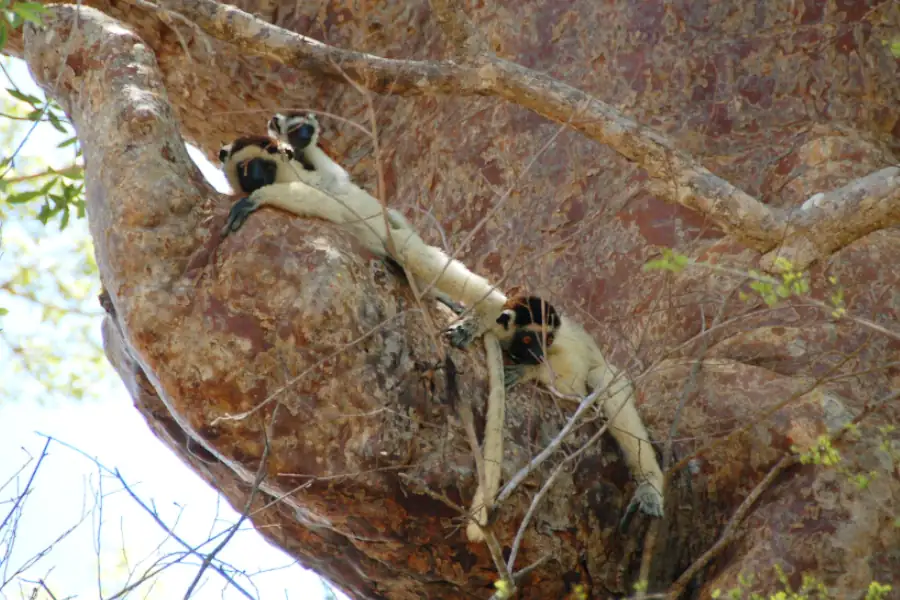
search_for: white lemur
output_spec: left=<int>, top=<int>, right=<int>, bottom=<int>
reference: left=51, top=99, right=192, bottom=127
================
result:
left=217, top=135, right=509, bottom=540
left=267, top=111, right=418, bottom=233
left=266, top=115, right=519, bottom=541
left=262, top=111, right=507, bottom=344
left=481, top=295, right=666, bottom=519
left=267, top=111, right=352, bottom=192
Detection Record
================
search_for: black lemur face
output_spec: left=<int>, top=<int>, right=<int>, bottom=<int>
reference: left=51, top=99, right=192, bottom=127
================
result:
left=496, top=295, right=561, bottom=364
left=235, top=158, right=278, bottom=195
left=286, top=122, right=317, bottom=150
left=505, top=329, right=549, bottom=365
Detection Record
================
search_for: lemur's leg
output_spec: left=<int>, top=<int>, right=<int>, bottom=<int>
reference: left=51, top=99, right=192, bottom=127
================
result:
left=587, top=362, right=664, bottom=520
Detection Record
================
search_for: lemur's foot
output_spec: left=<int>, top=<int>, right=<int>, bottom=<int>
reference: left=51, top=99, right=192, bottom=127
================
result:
left=619, top=481, right=664, bottom=530
left=434, top=294, right=466, bottom=316
left=444, top=315, right=481, bottom=349
left=504, top=365, right=526, bottom=389
left=222, top=197, right=261, bottom=237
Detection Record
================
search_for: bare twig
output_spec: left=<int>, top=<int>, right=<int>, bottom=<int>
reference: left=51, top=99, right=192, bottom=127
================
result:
left=184, top=406, right=275, bottom=598
left=0, top=164, right=82, bottom=184
left=506, top=424, right=606, bottom=573
left=495, top=379, right=614, bottom=505
left=666, top=454, right=797, bottom=599
left=0, top=439, right=50, bottom=534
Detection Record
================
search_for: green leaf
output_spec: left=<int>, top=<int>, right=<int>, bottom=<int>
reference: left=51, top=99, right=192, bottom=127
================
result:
left=0, top=307, right=8, bottom=316
left=6, top=87, right=42, bottom=105
left=7, top=189, right=45, bottom=204
left=11, top=1, right=48, bottom=25
left=0, top=16, right=8, bottom=51
left=59, top=205, right=70, bottom=229
left=57, top=135, right=79, bottom=148
left=38, top=177, right=58, bottom=195
left=47, top=111, right=68, bottom=134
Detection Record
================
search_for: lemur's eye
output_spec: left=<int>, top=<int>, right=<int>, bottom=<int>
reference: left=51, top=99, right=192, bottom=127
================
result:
left=522, top=335, right=533, bottom=345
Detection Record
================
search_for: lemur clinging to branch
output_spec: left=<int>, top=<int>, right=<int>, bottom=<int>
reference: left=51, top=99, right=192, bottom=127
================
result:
left=266, top=111, right=413, bottom=231
left=267, top=112, right=350, bottom=188
left=218, top=129, right=509, bottom=541
left=218, top=131, right=509, bottom=320
left=488, top=295, right=666, bottom=519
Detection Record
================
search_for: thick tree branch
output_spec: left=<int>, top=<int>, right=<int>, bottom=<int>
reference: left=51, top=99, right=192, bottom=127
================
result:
left=24, top=7, right=629, bottom=597
left=147, top=0, right=784, bottom=252
left=763, top=166, right=900, bottom=270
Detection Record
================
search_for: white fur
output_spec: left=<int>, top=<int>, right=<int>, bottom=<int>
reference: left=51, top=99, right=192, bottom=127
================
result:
left=465, top=331, right=505, bottom=542
left=510, top=315, right=665, bottom=517
left=223, top=141, right=511, bottom=542
left=268, top=113, right=351, bottom=192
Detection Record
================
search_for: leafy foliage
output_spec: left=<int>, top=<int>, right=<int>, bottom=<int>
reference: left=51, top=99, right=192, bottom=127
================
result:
left=711, top=565, right=892, bottom=599
left=1, top=3, right=96, bottom=402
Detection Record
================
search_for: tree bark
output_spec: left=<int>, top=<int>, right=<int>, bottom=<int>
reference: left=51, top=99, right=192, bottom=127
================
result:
left=18, top=0, right=900, bottom=598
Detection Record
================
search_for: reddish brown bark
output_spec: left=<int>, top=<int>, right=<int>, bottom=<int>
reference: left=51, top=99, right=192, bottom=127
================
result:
left=16, top=0, right=900, bottom=598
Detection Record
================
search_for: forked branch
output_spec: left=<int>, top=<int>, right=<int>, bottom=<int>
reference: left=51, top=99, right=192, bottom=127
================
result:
left=143, top=0, right=899, bottom=265
left=147, top=0, right=783, bottom=251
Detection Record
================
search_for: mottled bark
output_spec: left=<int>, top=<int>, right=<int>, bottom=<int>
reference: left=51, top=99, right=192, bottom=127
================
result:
left=18, top=0, right=900, bottom=598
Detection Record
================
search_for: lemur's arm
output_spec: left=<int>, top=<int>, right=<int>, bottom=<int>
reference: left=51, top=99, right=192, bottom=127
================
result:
left=266, top=113, right=503, bottom=319
left=223, top=181, right=391, bottom=257
left=586, top=359, right=664, bottom=519
left=220, top=137, right=511, bottom=543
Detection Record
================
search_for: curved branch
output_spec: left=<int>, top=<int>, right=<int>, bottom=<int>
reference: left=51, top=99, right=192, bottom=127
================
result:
left=148, top=0, right=784, bottom=252
left=763, top=166, right=900, bottom=270
left=22, top=7, right=620, bottom=597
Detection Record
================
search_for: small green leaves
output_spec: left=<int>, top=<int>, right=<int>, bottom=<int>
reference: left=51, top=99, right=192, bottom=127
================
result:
left=643, top=248, right=689, bottom=273
left=5, top=87, right=42, bottom=105
left=9, top=1, right=46, bottom=25
left=6, top=177, right=57, bottom=204
left=492, top=579, right=512, bottom=599
left=796, top=434, right=842, bottom=467
left=0, top=16, right=8, bottom=49
left=883, top=37, right=900, bottom=59
left=866, top=582, right=893, bottom=600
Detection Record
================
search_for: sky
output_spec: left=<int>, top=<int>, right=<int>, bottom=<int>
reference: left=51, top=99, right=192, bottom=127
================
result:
left=0, top=56, right=345, bottom=600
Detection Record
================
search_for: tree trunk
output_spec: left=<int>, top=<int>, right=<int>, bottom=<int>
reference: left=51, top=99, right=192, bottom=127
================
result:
left=15, top=0, right=900, bottom=597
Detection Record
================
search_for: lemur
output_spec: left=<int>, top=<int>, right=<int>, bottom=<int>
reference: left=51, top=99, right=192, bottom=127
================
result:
left=267, top=112, right=350, bottom=189
left=217, top=135, right=509, bottom=540
left=266, top=111, right=413, bottom=231
left=482, top=295, right=666, bottom=519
